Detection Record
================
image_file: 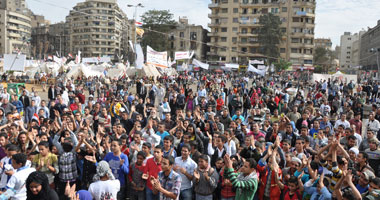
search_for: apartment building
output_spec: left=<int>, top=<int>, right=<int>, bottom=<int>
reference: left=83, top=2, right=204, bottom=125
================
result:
left=207, top=0, right=315, bottom=68
left=360, top=20, right=380, bottom=72
left=339, top=31, right=365, bottom=68
left=66, top=0, right=129, bottom=60
left=0, top=0, right=32, bottom=56
left=168, top=17, right=209, bottom=61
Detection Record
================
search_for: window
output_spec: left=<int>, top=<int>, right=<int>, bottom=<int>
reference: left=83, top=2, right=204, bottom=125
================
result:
left=346, top=56, right=350, bottom=59
left=233, top=18, right=238, bottom=23
left=232, top=47, right=237, bottom=51
left=233, top=8, right=239, bottom=13
left=261, top=8, right=268, bottom=14
left=221, top=37, right=227, bottom=42
left=180, top=32, right=184, bottom=37
left=241, top=38, right=247, bottom=43
left=242, top=0, right=249, bottom=3
left=271, top=8, right=279, bottom=13
left=242, top=47, right=247, bottom=52
left=281, top=28, right=286, bottom=33
left=252, top=8, right=258, bottom=14
left=242, top=8, right=247, bottom=14
left=232, top=27, right=238, bottom=32
left=221, top=0, right=228, bottom=3
left=241, top=28, right=247, bottom=34
left=221, top=27, right=227, bottom=32
left=291, top=48, right=298, bottom=53
left=232, top=37, right=237, bottom=42
left=304, top=60, right=313, bottom=64
left=348, top=38, right=351, bottom=40
left=234, top=0, right=239, bottom=2
left=250, top=47, right=257, bottom=53
left=282, top=7, right=287, bottom=12
left=291, top=38, right=300, bottom=43
left=292, top=17, right=300, bottom=22
left=221, top=8, right=228, bottom=13
left=280, top=48, right=286, bottom=53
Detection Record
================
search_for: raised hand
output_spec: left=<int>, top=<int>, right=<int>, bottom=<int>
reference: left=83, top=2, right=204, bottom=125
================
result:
left=194, top=170, right=200, bottom=180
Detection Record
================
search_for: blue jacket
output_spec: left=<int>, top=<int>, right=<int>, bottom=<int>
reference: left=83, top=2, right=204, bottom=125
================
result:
left=11, top=100, right=23, bottom=113
left=104, top=152, right=129, bottom=186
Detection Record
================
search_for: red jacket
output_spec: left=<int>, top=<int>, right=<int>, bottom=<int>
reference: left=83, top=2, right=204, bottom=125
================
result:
left=257, top=164, right=282, bottom=200
left=143, top=157, right=162, bottom=190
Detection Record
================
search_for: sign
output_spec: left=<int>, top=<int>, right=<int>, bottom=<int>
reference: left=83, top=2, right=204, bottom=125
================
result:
left=135, top=44, right=144, bottom=69
left=249, top=60, right=264, bottom=65
left=175, top=51, right=194, bottom=60
left=4, top=54, right=26, bottom=71
left=82, top=57, right=111, bottom=63
left=146, top=46, right=168, bottom=68
left=225, top=63, right=239, bottom=69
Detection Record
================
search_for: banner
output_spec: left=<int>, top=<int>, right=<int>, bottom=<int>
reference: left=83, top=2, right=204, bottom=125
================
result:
left=175, top=51, right=194, bottom=60
left=192, top=59, right=209, bottom=70
left=82, top=57, right=111, bottom=63
left=257, top=65, right=266, bottom=70
left=225, top=63, right=239, bottom=69
left=146, top=46, right=168, bottom=68
left=4, top=54, right=26, bottom=71
left=248, top=64, right=266, bottom=76
left=249, top=60, right=264, bottom=65
left=135, top=44, right=144, bottom=69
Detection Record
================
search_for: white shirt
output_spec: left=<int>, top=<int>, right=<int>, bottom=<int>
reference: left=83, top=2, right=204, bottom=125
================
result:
left=368, top=119, right=380, bottom=132
left=89, top=179, right=120, bottom=200
left=6, top=167, right=35, bottom=200
left=142, top=128, right=161, bottom=147
left=0, top=159, right=31, bottom=189
left=334, top=119, right=350, bottom=129
left=174, top=157, right=197, bottom=190
left=207, top=143, right=225, bottom=157
left=224, top=141, right=236, bottom=156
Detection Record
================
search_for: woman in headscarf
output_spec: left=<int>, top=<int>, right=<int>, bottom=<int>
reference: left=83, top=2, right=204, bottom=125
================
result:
left=26, top=171, right=59, bottom=200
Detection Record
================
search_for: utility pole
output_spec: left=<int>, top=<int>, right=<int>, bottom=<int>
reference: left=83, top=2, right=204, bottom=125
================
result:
left=127, top=3, right=144, bottom=52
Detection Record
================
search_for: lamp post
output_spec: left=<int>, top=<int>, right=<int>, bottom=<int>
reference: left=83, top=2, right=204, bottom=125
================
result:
left=127, top=3, right=144, bottom=50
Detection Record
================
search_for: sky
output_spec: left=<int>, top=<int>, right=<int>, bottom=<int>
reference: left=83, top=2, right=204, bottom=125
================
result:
left=26, top=0, right=380, bottom=47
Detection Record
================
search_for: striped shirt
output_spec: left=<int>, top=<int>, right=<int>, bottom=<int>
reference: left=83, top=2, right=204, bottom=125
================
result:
left=224, top=168, right=258, bottom=200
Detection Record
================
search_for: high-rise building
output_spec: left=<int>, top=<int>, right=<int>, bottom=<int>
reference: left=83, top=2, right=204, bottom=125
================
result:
left=339, top=31, right=365, bottom=68
left=0, top=0, right=32, bottom=56
left=207, top=0, right=316, bottom=68
left=360, top=20, right=380, bottom=72
left=168, top=17, right=209, bottom=61
left=66, top=0, right=129, bottom=61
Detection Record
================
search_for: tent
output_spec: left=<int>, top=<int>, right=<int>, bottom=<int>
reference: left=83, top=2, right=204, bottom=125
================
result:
left=313, top=71, right=358, bottom=83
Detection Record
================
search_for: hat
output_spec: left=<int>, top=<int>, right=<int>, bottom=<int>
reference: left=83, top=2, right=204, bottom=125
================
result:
left=292, top=157, right=302, bottom=165
left=349, top=147, right=359, bottom=156
left=363, top=171, right=375, bottom=181
left=89, top=94, right=94, bottom=98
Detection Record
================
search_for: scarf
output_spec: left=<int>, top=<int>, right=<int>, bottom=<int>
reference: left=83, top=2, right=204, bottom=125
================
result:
left=264, top=169, right=272, bottom=198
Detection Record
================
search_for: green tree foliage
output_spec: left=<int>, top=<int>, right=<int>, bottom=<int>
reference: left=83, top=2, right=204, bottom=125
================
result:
left=258, top=13, right=282, bottom=64
left=274, top=59, right=292, bottom=72
left=141, top=10, right=177, bottom=52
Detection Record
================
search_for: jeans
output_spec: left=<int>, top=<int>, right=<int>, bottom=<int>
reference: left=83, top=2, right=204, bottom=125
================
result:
left=146, top=187, right=159, bottom=200
left=130, top=189, right=145, bottom=200
left=117, top=185, right=126, bottom=200
left=195, top=193, right=213, bottom=200
left=180, top=188, right=192, bottom=200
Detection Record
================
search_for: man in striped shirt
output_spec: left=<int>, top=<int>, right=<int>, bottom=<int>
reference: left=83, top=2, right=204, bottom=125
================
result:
left=223, top=154, right=258, bottom=200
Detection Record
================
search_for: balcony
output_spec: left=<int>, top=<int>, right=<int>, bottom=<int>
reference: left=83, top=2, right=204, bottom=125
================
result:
left=208, top=3, right=219, bottom=8
left=294, top=11, right=315, bottom=18
left=208, top=22, right=221, bottom=27
left=208, top=13, right=218, bottom=18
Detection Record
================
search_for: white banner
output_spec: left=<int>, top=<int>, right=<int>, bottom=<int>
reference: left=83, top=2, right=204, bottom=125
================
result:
left=192, top=59, right=209, bottom=70
left=248, top=64, right=266, bottom=76
left=146, top=46, right=168, bottom=68
left=175, top=51, right=194, bottom=60
left=4, top=54, right=26, bottom=71
left=249, top=60, right=264, bottom=65
left=82, top=57, right=111, bottom=63
left=135, top=44, right=144, bottom=69
left=225, top=63, right=239, bottom=69
left=257, top=65, right=266, bottom=70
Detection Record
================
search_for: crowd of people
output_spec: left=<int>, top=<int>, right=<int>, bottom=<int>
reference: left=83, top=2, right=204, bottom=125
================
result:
left=0, top=71, right=378, bottom=200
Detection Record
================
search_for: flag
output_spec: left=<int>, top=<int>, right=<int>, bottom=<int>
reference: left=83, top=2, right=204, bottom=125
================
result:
left=48, top=55, right=53, bottom=60
left=32, top=113, right=40, bottom=125
left=75, top=50, right=81, bottom=64
left=136, top=28, right=144, bottom=37
left=68, top=53, right=73, bottom=58
left=135, top=44, right=144, bottom=69
left=135, top=21, right=143, bottom=27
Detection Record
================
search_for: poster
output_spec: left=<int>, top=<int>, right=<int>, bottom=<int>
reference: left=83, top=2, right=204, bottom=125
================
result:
left=4, top=54, right=26, bottom=71
left=146, top=46, right=168, bottom=68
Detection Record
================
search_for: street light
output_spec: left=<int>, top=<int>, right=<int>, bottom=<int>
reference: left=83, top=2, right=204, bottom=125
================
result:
left=127, top=3, right=143, bottom=66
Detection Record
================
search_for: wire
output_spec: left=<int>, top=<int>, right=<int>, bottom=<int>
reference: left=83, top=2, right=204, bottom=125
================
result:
left=30, top=0, right=332, bottom=66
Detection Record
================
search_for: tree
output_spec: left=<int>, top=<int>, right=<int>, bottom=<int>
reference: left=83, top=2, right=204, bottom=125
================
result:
left=274, top=59, right=292, bottom=72
left=141, top=10, right=177, bottom=52
left=258, top=13, right=282, bottom=64
left=313, top=47, right=336, bottom=73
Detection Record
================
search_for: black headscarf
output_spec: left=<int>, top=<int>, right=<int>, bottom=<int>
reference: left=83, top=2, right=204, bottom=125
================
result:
left=26, top=171, right=51, bottom=200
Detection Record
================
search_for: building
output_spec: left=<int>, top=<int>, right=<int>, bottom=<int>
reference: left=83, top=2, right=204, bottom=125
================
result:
left=168, top=17, right=209, bottom=61
left=30, top=22, right=70, bottom=59
left=360, top=20, right=380, bottom=73
left=207, top=0, right=316, bottom=68
left=339, top=31, right=365, bottom=68
left=66, top=0, right=129, bottom=61
left=314, top=38, right=332, bottom=50
left=30, top=14, right=50, bottom=28
left=0, top=0, right=32, bottom=56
